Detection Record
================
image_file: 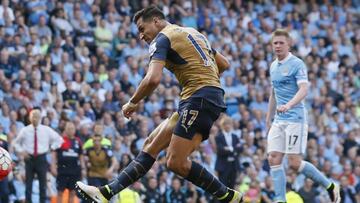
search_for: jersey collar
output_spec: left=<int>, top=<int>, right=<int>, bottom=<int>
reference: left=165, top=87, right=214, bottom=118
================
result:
left=276, top=52, right=293, bottom=64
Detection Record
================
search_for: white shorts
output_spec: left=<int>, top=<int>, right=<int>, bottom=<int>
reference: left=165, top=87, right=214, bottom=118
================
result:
left=267, top=121, right=308, bottom=154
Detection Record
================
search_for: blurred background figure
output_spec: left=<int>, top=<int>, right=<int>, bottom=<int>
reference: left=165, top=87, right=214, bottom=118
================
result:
left=13, top=109, right=63, bottom=203
left=52, top=122, right=85, bottom=203
left=339, top=176, right=357, bottom=203
left=84, top=124, right=117, bottom=187
left=215, top=116, right=241, bottom=189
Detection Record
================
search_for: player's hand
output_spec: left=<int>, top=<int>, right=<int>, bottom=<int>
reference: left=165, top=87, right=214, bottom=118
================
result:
left=21, top=152, right=30, bottom=160
left=277, top=104, right=291, bottom=113
left=122, top=101, right=139, bottom=118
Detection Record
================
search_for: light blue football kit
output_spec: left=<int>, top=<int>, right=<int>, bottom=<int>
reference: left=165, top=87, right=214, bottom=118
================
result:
left=268, top=53, right=309, bottom=154
left=270, top=53, right=308, bottom=123
left=268, top=53, right=332, bottom=202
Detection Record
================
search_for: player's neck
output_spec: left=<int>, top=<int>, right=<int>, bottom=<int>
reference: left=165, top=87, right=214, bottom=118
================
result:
left=277, top=52, right=290, bottom=62
left=158, top=21, right=170, bottom=30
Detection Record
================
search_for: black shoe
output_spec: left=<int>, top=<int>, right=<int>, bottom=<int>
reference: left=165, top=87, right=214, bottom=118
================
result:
left=327, top=183, right=341, bottom=203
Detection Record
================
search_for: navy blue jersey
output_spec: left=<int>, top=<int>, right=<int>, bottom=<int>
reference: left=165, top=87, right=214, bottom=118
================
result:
left=56, top=136, right=83, bottom=175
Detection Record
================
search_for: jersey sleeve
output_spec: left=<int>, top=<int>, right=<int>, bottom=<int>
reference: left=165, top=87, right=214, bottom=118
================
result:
left=295, top=61, right=308, bottom=85
left=149, top=33, right=171, bottom=63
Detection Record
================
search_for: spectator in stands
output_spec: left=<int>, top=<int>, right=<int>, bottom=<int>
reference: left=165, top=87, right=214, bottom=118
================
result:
left=340, top=171, right=357, bottom=203
left=164, top=177, right=187, bottom=203
left=141, top=176, right=162, bottom=203
left=285, top=183, right=304, bottom=203
left=0, top=48, right=18, bottom=78
left=298, top=178, right=320, bottom=203
left=215, top=116, right=241, bottom=189
left=62, top=80, right=79, bottom=110
left=84, top=128, right=117, bottom=187
left=115, top=184, right=142, bottom=203
left=260, top=176, right=275, bottom=203
left=52, top=122, right=85, bottom=203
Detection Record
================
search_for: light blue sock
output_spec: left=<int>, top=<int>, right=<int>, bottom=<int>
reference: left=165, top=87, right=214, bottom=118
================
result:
left=299, top=161, right=331, bottom=188
left=270, top=165, right=286, bottom=202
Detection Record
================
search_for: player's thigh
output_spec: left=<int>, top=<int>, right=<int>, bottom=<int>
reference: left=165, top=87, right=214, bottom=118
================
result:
left=143, top=112, right=179, bottom=156
left=174, top=98, right=222, bottom=141
left=267, top=122, right=286, bottom=153
left=284, top=123, right=308, bottom=154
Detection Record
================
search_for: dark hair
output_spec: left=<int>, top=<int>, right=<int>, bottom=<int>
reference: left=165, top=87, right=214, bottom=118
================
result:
left=133, top=6, right=165, bottom=23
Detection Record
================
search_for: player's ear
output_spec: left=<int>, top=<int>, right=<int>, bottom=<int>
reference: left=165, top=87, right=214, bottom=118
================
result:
left=153, top=16, right=160, bottom=24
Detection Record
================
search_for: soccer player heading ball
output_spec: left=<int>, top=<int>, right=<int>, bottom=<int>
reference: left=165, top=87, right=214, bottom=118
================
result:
left=76, top=5, right=243, bottom=203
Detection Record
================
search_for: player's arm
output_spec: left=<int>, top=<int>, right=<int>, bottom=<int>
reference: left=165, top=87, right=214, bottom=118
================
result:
left=123, top=33, right=169, bottom=118
left=277, top=63, right=309, bottom=112
left=266, top=88, right=276, bottom=130
left=129, top=61, right=164, bottom=104
left=286, top=82, right=308, bottom=108
left=214, top=50, right=230, bottom=74
left=130, top=33, right=169, bottom=104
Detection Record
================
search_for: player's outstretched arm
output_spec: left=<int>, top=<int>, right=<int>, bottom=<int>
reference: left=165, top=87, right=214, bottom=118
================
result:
left=214, top=51, right=230, bottom=74
left=122, top=61, right=164, bottom=118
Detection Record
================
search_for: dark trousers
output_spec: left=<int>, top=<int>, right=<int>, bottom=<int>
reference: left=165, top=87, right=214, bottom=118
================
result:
left=25, top=154, right=47, bottom=203
left=0, top=177, right=9, bottom=203
left=217, top=162, right=238, bottom=189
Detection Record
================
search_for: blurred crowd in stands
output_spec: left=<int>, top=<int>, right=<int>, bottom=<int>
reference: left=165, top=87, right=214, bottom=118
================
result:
left=0, top=0, right=360, bottom=202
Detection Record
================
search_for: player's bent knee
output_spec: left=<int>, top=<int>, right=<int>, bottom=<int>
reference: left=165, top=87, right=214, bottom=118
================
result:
left=288, top=156, right=302, bottom=171
left=268, top=152, right=283, bottom=166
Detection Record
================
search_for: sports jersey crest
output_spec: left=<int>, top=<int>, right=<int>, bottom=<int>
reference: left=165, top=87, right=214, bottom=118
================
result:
left=281, top=67, right=289, bottom=76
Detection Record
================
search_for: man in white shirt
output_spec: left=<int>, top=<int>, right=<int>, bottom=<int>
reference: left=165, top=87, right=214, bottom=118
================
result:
left=13, top=109, right=63, bottom=203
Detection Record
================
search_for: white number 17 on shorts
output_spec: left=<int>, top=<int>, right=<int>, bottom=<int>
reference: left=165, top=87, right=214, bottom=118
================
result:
left=267, top=122, right=308, bottom=154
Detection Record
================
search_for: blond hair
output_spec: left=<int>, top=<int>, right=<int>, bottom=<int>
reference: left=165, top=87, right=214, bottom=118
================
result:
left=271, top=29, right=291, bottom=41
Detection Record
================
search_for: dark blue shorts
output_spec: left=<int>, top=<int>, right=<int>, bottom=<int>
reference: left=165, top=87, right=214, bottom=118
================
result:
left=174, top=97, right=225, bottom=141
left=56, top=174, right=81, bottom=191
